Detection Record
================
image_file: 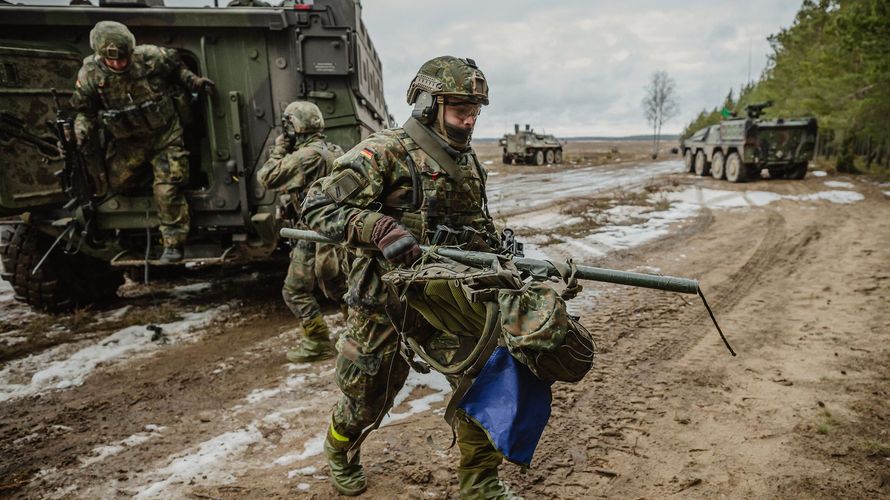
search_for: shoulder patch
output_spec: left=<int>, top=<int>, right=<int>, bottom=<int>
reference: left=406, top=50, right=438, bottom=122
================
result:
left=324, top=169, right=368, bottom=203
left=360, top=148, right=374, bottom=161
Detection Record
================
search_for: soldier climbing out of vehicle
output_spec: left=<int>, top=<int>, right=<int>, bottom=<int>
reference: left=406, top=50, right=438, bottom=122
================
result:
left=69, top=21, right=215, bottom=263
left=257, top=101, right=348, bottom=363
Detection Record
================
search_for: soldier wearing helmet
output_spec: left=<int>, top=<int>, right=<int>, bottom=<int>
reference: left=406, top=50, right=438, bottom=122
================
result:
left=257, top=101, right=346, bottom=362
left=301, top=57, right=518, bottom=498
left=70, top=21, right=215, bottom=262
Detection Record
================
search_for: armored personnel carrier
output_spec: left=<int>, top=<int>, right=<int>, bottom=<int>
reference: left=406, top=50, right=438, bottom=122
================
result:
left=500, top=123, right=563, bottom=165
left=0, top=0, right=393, bottom=311
left=680, top=102, right=817, bottom=182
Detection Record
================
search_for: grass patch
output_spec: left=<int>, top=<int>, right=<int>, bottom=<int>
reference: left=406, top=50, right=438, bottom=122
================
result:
left=816, top=410, right=838, bottom=435
left=861, top=440, right=890, bottom=457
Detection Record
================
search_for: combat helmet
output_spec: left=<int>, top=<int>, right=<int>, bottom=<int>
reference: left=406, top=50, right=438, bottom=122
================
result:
left=406, top=56, right=489, bottom=107
left=89, top=21, right=136, bottom=61
left=282, top=100, right=324, bottom=137
left=406, top=56, right=488, bottom=149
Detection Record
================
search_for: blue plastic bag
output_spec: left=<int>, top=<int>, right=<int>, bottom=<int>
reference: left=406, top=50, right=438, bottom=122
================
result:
left=458, top=346, right=553, bottom=467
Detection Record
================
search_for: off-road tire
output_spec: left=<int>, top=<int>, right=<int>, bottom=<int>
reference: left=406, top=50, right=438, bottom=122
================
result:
left=711, top=151, right=726, bottom=180
left=502, top=154, right=511, bottom=165
left=0, top=224, right=124, bottom=312
left=725, top=152, right=747, bottom=183
left=768, top=167, right=784, bottom=179
left=555, top=149, right=563, bottom=163
left=545, top=149, right=555, bottom=164
left=684, top=149, right=694, bottom=172
left=789, top=162, right=807, bottom=180
left=534, top=150, right=545, bottom=166
left=694, top=151, right=710, bottom=176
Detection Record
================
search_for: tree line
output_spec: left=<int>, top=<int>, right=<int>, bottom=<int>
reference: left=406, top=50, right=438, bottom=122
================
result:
left=681, top=0, right=890, bottom=172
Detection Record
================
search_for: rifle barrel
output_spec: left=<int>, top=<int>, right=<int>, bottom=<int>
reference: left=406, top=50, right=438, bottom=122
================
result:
left=280, top=228, right=699, bottom=295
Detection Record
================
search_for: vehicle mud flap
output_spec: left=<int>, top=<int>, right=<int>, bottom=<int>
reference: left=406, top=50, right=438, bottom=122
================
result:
left=454, top=346, right=553, bottom=467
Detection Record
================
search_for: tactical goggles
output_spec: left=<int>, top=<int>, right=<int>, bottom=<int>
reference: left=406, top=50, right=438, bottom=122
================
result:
left=446, top=100, right=482, bottom=120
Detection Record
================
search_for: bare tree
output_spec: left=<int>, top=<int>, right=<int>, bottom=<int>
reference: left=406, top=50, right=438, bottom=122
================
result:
left=642, top=70, right=679, bottom=159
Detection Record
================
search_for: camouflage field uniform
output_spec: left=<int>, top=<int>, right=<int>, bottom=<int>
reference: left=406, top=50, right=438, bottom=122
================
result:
left=70, top=22, right=209, bottom=251
left=302, top=56, right=515, bottom=498
left=257, top=129, right=346, bottom=358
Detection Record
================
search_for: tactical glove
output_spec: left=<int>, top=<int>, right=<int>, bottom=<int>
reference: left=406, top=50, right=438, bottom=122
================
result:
left=371, top=215, right=421, bottom=265
left=194, top=76, right=216, bottom=95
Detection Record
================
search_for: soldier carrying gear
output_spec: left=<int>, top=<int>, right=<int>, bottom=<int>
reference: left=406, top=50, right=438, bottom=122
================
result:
left=70, top=20, right=215, bottom=263
left=257, top=101, right=347, bottom=362
left=300, top=56, right=525, bottom=498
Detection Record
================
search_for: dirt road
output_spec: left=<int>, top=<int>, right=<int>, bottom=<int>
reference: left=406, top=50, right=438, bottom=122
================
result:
left=1, top=161, right=888, bottom=499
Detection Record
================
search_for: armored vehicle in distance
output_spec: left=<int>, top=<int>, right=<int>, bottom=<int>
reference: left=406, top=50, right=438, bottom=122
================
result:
left=500, top=123, right=563, bottom=165
left=680, top=102, right=817, bottom=182
left=0, top=0, right=392, bottom=311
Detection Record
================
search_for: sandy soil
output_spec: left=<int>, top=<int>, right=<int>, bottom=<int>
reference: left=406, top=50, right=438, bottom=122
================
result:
left=1, top=158, right=888, bottom=499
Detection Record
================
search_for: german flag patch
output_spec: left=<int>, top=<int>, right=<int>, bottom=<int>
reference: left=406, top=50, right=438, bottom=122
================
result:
left=360, top=148, right=374, bottom=161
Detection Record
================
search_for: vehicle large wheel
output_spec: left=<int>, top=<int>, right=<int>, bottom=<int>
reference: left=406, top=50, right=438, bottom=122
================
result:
left=711, top=151, right=726, bottom=180
left=554, top=149, right=563, bottom=163
left=0, top=224, right=123, bottom=312
left=502, top=154, right=511, bottom=165
left=694, top=151, right=710, bottom=176
left=724, top=152, right=747, bottom=183
left=684, top=149, right=694, bottom=172
left=534, top=150, right=544, bottom=166
left=789, top=162, right=807, bottom=180
left=545, top=149, right=555, bottom=164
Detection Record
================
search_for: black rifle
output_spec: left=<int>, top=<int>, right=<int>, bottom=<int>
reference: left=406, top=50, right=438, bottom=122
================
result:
left=0, top=111, right=62, bottom=159
left=51, top=88, right=97, bottom=210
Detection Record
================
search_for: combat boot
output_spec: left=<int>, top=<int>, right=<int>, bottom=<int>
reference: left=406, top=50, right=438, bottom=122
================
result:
left=286, top=314, right=334, bottom=362
left=159, top=246, right=183, bottom=263
left=324, top=424, right=367, bottom=496
left=458, top=468, right=522, bottom=500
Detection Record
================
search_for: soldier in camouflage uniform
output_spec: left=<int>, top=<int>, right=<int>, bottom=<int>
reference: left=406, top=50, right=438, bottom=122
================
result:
left=302, top=56, right=520, bottom=499
left=70, top=21, right=214, bottom=262
left=257, top=101, right=346, bottom=362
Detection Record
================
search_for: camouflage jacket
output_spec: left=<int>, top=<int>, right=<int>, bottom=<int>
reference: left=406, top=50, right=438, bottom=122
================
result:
left=302, top=117, right=498, bottom=251
left=70, top=45, right=201, bottom=140
left=257, top=133, right=344, bottom=196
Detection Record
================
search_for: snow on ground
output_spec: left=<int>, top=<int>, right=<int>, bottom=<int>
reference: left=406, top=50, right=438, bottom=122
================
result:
left=169, top=282, right=213, bottom=298
left=134, top=425, right=264, bottom=499
left=513, top=183, right=863, bottom=260
left=0, top=305, right=229, bottom=402
left=486, top=161, right=683, bottom=215
left=823, top=180, right=854, bottom=189
left=80, top=425, right=167, bottom=467
left=812, top=170, right=828, bottom=177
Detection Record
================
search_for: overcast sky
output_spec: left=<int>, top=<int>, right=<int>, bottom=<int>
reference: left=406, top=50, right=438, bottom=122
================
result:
left=13, top=0, right=801, bottom=137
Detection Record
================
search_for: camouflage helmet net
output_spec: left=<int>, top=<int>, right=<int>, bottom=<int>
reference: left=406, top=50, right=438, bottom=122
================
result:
left=282, top=100, right=325, bottom=134
left=406, top=56, right=489, bottom=106
left=89, top=21, right=136, bottom=60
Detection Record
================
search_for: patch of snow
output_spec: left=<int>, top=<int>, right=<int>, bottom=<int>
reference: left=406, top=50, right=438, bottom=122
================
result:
left=812, top=170, right=828, bottom=177
left=487, top=171, right=500, bottom=176
left=274, top=432, right=326, bottom=466
left=0, top=306, right=227, bottom=402
left=483, top=160, right=493, bottom=165
left=787, top=190, right=864, bottom=204
left=96, top=305, right=132, bottom=323
left=297, top=483, right=311, bottom=491
left=169, top=282, right=213, bottom=298
left=384, top=369, right=451, bottom=425
left=135, top=425, right=263, bottom=499
left=883, top=191, right=890, bottom=198
left=1, top=336, right=28, bottom=346
left=823, top=180, right=854, bottom=189
left=80, top=425, right=167, bottom=466
left=287, top=466, right=317, bottom=478
left=0, top=278, right=14, bottom=300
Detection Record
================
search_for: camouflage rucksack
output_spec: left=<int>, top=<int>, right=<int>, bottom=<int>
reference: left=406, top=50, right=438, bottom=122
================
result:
left=383, top=252, right=594, bottom=383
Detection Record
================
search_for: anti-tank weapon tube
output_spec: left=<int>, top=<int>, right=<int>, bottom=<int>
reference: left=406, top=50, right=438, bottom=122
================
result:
left=280, top=228, right=736, bottom=356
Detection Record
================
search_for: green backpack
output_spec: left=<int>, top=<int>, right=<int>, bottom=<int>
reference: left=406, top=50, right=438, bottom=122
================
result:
left=383, top=252, right=594, bottom=383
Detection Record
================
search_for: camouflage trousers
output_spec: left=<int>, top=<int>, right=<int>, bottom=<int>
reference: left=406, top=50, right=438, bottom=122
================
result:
left=330, top=255, right=502, bottom=475
left=283, top=239, right=347, bottom=322
left=106, top=122, right=190, bottom=248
